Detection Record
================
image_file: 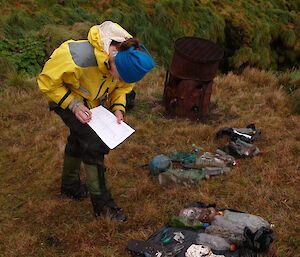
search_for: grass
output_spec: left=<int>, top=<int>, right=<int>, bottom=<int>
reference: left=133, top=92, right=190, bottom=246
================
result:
left=0, top=67, right=299, bottom=256
left=1, top=0, right=300, bottom=72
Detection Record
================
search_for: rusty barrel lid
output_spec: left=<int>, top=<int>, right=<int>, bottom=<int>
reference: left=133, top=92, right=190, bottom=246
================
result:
left=169, top=37, right=224, bottom=81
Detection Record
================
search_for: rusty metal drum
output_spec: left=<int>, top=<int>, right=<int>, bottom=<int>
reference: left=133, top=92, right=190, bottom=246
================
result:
left=164, top=71, right=213, bottom=120
left=163, top=37, right=223, bottom=120
left=169, top=37, right=224, bottom=81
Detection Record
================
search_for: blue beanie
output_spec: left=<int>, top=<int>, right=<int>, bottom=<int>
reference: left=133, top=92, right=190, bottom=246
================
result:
left=115, top=45, right=155, bottom=83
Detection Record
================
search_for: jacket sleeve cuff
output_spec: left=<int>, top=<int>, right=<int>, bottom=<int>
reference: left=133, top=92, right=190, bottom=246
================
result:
left=110, top=103, right=126, bottom=113
left=58, top=90, right=76, bottom=109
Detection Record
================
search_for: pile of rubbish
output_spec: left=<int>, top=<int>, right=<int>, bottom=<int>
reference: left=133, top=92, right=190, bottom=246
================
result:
left=127, top=202, right=274, bottom=257
left=147, top=124, right=262, bottom=186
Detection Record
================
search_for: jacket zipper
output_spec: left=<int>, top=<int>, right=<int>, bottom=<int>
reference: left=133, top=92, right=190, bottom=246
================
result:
left=94, top=80, right=106, bottom=100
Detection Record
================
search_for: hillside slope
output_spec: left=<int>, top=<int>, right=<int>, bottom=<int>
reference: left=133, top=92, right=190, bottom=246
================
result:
left=0, top=0, right=299, bottom=76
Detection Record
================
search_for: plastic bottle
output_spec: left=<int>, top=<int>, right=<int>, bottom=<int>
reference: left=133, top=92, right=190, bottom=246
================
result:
left=195, top=233, right=231, bottom=251
left=179, top=207, right=216, bottom=223
left=211, top=215, right=245, bottom=233
left=215, top=149, right=236, bottom=166
left=195, top=152, right=226, bottom=168
left=205, top=225, right=245, bottom=246
left=168, top=216, right=209, bottom=230
left=223, top=210, right=270, bottom=232
left=203, top=167, right=231, bottom=176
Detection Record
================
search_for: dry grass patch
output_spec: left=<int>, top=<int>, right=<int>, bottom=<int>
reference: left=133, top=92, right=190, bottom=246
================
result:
left=0, top=68, right=299, bottom=256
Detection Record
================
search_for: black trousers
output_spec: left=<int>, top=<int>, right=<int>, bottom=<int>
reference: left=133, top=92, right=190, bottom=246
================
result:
left=54, top=107, right=110, bottom=165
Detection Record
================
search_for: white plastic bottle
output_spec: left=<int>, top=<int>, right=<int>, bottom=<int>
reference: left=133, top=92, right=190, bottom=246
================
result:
left=211, top=215, right=245, bottom=234
left=195, top=233, right=231, bottom=251
left=205, top=225, right=244, bottom=246
left=223, top=210, right=270, bottom=232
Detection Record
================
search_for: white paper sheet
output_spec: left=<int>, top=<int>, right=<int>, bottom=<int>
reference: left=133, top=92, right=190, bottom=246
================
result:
left=87, top=106, right=135, bottom=149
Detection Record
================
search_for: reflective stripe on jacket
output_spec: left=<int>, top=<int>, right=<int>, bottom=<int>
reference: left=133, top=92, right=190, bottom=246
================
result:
left=37, top=23, right=134, bottom=112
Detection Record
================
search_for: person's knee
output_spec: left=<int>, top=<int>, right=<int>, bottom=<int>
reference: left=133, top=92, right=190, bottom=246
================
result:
left=65, top=141, right=82, bottom=158
left=81, top=139, right=109, bottom=164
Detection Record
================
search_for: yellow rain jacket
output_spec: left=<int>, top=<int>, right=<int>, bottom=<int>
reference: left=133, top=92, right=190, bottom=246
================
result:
left=37, top=21, right=134, bottom=113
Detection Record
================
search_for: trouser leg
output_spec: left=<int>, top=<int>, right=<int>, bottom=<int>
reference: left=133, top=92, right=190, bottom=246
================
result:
left=84, top=160, right=126, bottom=221
left=59, top=130, right=89, bottom=200
left=84, top=160, right=115, bottom=208
left=53, top=107, right=126, bottom=219
left=61, top=152, right=81, bottom=187
left=60, top=152, right=89, bottom=200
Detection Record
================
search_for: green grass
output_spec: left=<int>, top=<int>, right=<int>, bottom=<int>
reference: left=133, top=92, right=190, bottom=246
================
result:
left=0, top=0, right=299, bottom=73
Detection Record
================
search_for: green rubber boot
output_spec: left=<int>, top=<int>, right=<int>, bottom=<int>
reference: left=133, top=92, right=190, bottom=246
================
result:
left=85, top=163, right=126, bottom=221
left=60, top=153, right=89, bottom=200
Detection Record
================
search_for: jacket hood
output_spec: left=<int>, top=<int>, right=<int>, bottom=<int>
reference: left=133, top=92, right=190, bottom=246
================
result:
left=87, top=21, right=132, bottom=72
left=88, top=21, right=132, bottom=54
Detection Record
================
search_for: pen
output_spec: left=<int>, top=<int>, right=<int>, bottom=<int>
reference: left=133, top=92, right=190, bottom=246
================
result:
left=76, top=104, right=89, bottom=116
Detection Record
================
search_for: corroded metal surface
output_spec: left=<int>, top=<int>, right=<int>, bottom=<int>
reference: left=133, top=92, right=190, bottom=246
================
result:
left=163, top=71, right=213, bottom=120
left=164, top=37, right=223, bottom=121
left=169, top=37, right=224, bottom=81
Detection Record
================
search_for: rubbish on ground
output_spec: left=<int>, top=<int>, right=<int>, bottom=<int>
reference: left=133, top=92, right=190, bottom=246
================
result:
left=203, top=167, right=231, bottom=176
left=216, top=123, right=261, bottom=143
left=219, top=139, right=260, bottom=158
left=149, top=154, right=172, bottom=176
left=185, top=244, right=225, bottom=257
left=160, top=228, right=172, bottom=244
left=179, top=207, right=216, bottom=223
left=169, top=151, right=200, bottom=164
left=158, top=171, right=196, bottom=187
left=158, top=168, right=207, bottom=187
left=128, top=202, right=274, bottom=257
left=215, top=149, right=238, bottom=166
left=127, top=240, right=171, bottom=257
left=149, top=123, right=263, bottom=187
left=206, top=224, right=244, bottom=247
left=195, top=233, right=232, bottom=251
left=191, top=144, right=205, bottom=153
left=184, top=152, right=227, bottom=169
left=244, top=226, right=274, bottom=252
left=223, top=210, right=271, bottom=233
left=207, top=215, right=245, bottom=246
left=173, top=232, right=185, bottom=244
left=168, top=216, right=210, bottom=230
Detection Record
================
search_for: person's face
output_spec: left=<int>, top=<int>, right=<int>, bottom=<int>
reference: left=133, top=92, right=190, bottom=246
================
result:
left=108, top=45, right=124, bottom=83
left=108, top=56, right=124, bottom=83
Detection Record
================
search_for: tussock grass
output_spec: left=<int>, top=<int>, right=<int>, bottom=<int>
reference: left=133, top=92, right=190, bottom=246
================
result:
left=0, top=67, right=299, bottom=256
left=40, top=24, right=87, bottom=56
left=1, top=0, right=299, bottom=71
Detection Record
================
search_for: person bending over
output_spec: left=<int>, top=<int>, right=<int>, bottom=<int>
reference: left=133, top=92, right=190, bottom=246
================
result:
left=37, top=21, right=155, bottom=221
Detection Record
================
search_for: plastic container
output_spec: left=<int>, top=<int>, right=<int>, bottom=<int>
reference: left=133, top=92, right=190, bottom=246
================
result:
left=168, top=216, right=209, bottom=230
left=195, top=152, right=226, bottom=168
left=205, top=224, right=245, bottom=246
left=149, top=154, right=172, bottom=176
left=223, top=210, right=270, bottom=232
left=195, top=233, right=231, bottom=251
left=211, top=215, right=244, bottom=233
left=179, top=207, right=216, bottom=223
